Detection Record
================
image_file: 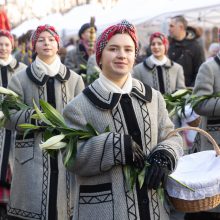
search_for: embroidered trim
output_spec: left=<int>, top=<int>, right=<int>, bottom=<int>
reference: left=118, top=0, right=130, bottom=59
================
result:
left=137, top=99, right=151, bottom=155
left=7, top=206, right=41, bottom=219
left=151, top=190, right=160, bottom=220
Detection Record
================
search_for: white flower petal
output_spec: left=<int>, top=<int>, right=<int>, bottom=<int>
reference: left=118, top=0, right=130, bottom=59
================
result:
left=46, top=142, right=67, bottom=150
left=0, top=111, right=4, bottom=120
left=0, top=87, right=19, bottom=98
left=39, top=134, right=65, bottom=149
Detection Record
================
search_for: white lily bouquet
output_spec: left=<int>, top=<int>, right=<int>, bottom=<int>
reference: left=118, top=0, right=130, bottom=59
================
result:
left=20, top=99, right=110, bottom=168
left=163, top=88, right=220, bottom=118
left=163, top=89, right=192, bottom=117
left=0, top=86, right=108, bottom=168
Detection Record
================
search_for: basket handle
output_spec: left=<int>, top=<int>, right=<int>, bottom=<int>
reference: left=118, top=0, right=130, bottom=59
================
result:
left=166, top=127, right=220, bottom=156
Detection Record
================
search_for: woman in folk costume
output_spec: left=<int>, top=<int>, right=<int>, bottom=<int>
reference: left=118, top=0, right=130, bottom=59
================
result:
left=133, top=32, right=186, bottom=128
left=0, top=30, right=26, bottom=218
left=62, top=20, right=183, bottom=220
left=5, top=25, right=84, bottom=220
left=184, top=33, right=220, bottom=220
left=132, top=32, right=185, bottom=94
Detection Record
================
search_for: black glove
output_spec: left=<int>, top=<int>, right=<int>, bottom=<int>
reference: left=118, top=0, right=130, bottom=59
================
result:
left=145, top=150, right=172, bottom=190
left=131, top=140, right=145, bottom=170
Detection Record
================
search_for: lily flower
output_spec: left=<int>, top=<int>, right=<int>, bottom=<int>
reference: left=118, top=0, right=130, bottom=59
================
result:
left=40, top=141, right=67, bottom=150
left=0, top=111, right=4, bottom=120
left=39, top=134, right=65, bottom=150
left=0, top=86, right=19, bottom=98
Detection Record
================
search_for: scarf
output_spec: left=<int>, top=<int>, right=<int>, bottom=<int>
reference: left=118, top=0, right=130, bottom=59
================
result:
left=0, top=54, right=13, bottom=66
left=35, top=55, right=61, bottom=77
left=149, top=54, right=168, bottom=66
left=97, top=72, right=132, bottom=94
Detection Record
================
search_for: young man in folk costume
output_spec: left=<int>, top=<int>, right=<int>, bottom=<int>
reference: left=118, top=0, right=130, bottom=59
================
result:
left=5, top=25, right=84, bottom=220
left=63, top=20, right=183, bottom=220
left=0, top=30, right=26, bottom=219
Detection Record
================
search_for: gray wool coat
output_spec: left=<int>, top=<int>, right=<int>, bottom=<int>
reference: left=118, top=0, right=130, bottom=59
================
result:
left=5, top=60, right=84, bottom=220
left=193, top=55, right=220, bottom=213
left=0, top=58, right=26, bottom=185
left=63, top=78, right=183, bottom=220
left=193, top=55, right=220, bottom=152
left=132, top=57, right=186, bottom=94
left=64, top=46, right=87, bottom=74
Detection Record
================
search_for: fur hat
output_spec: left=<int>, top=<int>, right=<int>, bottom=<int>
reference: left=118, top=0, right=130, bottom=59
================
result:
left=31, top=24, right=60, bottom=51
left=95, top=20, right=138, bottom=68
left=149, top=32, right=169, bottom=53
left=0, top=30, right=14, bottom=48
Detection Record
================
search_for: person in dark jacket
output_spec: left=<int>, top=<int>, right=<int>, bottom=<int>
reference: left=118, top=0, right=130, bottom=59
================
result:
left=168, top=15, right=205, bottom=87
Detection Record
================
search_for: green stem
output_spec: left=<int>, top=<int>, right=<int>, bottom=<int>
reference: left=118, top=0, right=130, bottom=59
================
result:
left=168, top=175, right=195, bottom=192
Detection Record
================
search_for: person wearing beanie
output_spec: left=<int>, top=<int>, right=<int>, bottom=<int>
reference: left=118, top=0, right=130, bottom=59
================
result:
left=64, top=22, right=97, bottom=75
left=0, top=29, right=26, bottom=219
left=5, top=24, right=84, bottom=220
left=184, top=29, right=220, bottom=220
left=62, top=20, right=183, bottom=220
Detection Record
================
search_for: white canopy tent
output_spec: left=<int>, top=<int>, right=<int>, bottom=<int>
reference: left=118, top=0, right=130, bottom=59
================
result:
left=12, top=0, right=220, bottom=39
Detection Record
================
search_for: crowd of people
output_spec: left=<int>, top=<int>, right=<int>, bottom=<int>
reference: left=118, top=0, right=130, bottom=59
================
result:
left=0, top=6, right=219, bottom=220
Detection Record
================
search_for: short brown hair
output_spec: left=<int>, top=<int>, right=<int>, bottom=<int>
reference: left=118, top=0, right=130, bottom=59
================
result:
left=171, top=15, right=188, bottom=30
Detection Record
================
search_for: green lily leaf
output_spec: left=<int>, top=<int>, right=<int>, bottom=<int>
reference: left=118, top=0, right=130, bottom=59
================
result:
left=124, top=165, right=139, bottom=191
left=64, top=136, right=78, bottom=168
left=23, top=129, right=34, bottom=139
left=19, top=123, right=40, bottom=130
left=156, top=186, right=165, bottom=204
left=1, top=101, right=10, bottom=119
left=124, top=165, right=133, bottom=191
left=86, top=123, right=99, bottom=136
left=31, top=113, right=46, bottom=120
left=43, top=128, right=55, bottom=141
left=0, top=118, right=6, bottom=128
left=78, top=134, right=94, bottom=139
left=33, top=100, right=53, bottom=126
left=104, top=125, right=110, bottom=132
left=15, top=101, right=29, bottom=110
left=138, top=167, right=146, bottom=189
left=39, top=99, right=67, bottom=127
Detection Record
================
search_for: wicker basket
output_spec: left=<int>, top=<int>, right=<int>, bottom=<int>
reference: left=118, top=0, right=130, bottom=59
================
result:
left=166, top=127, right=220, bottom=213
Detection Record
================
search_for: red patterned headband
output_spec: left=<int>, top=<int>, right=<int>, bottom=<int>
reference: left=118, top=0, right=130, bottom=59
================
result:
left=150, top=32, right=169, bottom=53
left=96, top=20, right=138, bottom=68
left=31, top=24, right=60, bottom=51
left=0, top=30, right=14, bottom=47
